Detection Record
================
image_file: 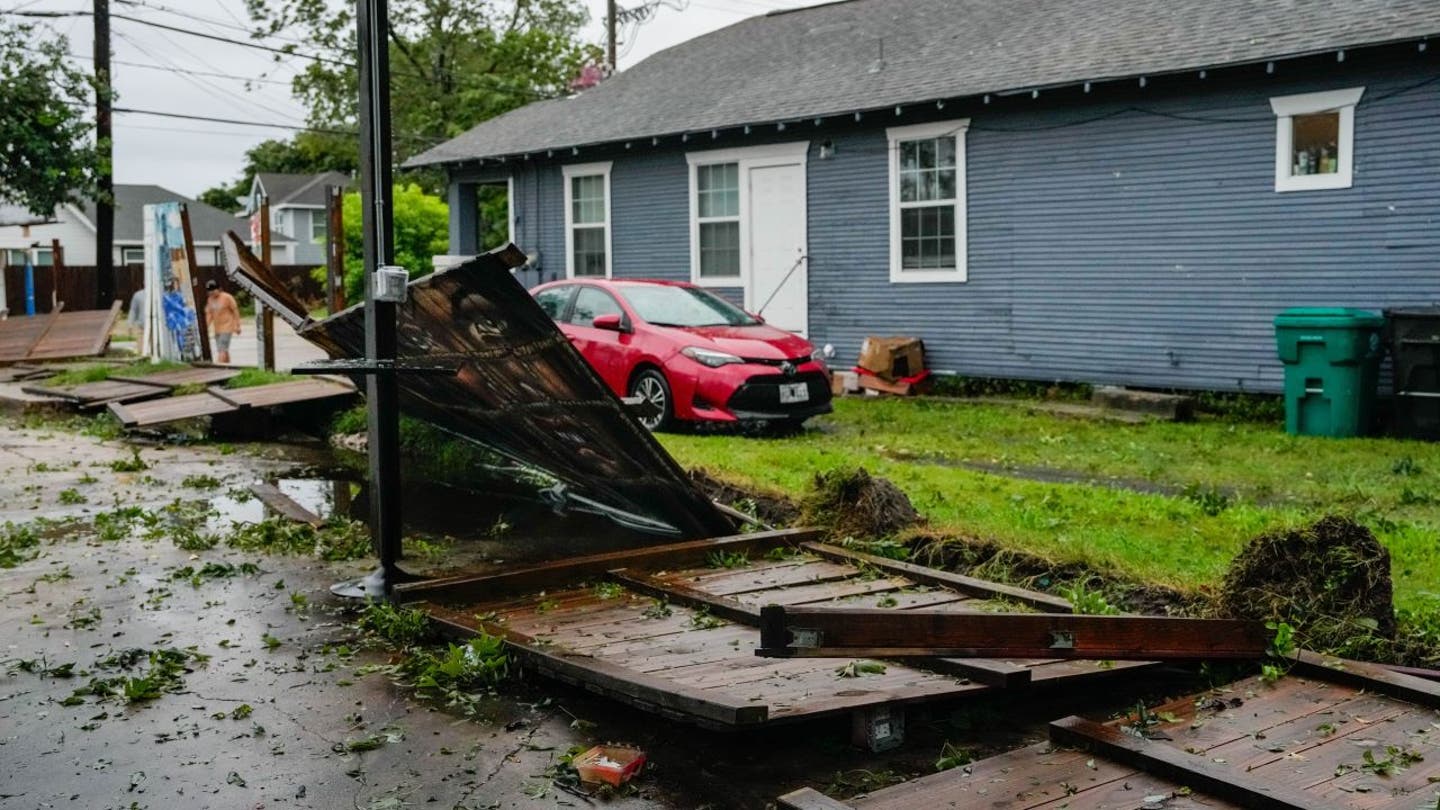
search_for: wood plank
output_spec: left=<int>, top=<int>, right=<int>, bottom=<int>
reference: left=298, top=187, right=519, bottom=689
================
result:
left=107, top=389, right=237, bottom=427
left=1048, top=715, right=1343, bottom=810
left=735, top=577, right=910, bottom=607
left=667, top=559, right=857, bottom=596
left=109, top=367, right=242, bottom=387
left=803, top=541, right=1074, bottom=612
left=21, top=379, right=170, bottom=406
left=777, top=788, right=855, bottom=810
left=220, top=378, right=355, bottom=407
left=847, top=743, right=1091, bottom=810
left=419, top=601, right=769, bottom=728
left=15, top=307, right=64, bottom=360
left=1293, top=650, right=1440, bottom=709
left=250, top=482, right=325, bottom=527
left=395, top=528, right=820, bottom=605
left=757, top=606, right=1269, bottom=660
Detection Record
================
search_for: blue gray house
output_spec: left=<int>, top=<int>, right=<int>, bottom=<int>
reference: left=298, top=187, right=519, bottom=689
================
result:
left=407, top=0, right=1440, bottom=393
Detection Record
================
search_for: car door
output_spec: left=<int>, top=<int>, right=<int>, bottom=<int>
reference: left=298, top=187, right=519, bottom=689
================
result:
left=566, top=285, right=633, bottom=395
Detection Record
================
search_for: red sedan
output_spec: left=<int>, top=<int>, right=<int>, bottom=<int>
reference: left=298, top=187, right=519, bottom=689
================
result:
left=532, top=278, right=833, bottom=430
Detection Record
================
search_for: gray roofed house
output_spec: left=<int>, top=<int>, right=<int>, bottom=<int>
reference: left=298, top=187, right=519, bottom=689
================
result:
left=422, top=0, right=1440, bottom=398
left=245, top=171, right=352, bottom=265
left=0, top=185, right=294, bottom=269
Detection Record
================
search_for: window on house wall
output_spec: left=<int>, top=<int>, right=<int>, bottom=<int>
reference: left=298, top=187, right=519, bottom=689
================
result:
left=3, top=249, right=26, bottom=266
left=475, top=181, right=511, bottom=251
left=121, top=247, right=145, bottom=265
left=695, top=162, right=740, bottom=279
left=33, top=248, right=52, bottom=267
left=562, top=162, right=611, bottom=278
left=310, top=211, right=327, bottom=244
left=1270, top=87, right=1364, bottom=192
left=887, top=119, right=969, bottom=282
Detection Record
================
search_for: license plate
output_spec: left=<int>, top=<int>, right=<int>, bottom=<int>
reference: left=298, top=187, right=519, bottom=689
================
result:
left=778, top=382, right=809, bottom=404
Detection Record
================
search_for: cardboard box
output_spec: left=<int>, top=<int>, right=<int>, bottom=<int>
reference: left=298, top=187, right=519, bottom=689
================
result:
left=857, top=337, right=925, bottom=382
left=831, top=370, right=860, bottom=396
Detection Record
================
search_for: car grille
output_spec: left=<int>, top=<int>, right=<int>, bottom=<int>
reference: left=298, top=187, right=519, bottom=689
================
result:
left=726, top=371, right=832, bottom=413
left=740, top=355, right=813, bottom=367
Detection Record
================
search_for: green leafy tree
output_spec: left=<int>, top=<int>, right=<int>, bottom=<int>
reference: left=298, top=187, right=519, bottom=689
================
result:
left=331, top=183, right=449, bottom=303
left=244, top=0, right=601, bottom=162
left=0, top=20, right=107, bottom=216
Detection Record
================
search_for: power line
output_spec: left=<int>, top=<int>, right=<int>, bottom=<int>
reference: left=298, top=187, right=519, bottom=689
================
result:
left=114, top=29, right=308, bottom=125
left=58, top=49, right=292, bottom=85
left=115, top=0, right=315, bottom=48
left=110, top=105, right=445, bottom=145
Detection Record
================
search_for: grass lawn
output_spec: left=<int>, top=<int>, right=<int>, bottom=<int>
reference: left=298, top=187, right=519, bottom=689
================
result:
left=658, top=397, right=1440, bottom=612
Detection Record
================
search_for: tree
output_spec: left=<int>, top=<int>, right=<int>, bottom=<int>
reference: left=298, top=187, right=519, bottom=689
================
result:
left=245, top=0, right=600, bottom=163
left=0, top=20, right=106, bottom=216
left=328, top=183, right=449, bottom=303
left=199, top=131, right=358, bottom=213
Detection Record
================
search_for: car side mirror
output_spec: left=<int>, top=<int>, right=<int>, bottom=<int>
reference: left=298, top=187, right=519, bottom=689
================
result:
left=593, top=313, right=626, bottom=332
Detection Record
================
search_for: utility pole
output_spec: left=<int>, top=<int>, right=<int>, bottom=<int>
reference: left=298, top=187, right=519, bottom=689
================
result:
left=93, top=0, right=114, bottom=310
left=607, top=0, right=617, bottom=72
left=258, top=194, right=275, bottom=371
left=325, top=185, right=345, bottom=314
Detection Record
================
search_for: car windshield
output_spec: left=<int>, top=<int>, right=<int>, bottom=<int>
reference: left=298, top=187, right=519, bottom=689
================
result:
left=620, top=285, right=758, bottom=328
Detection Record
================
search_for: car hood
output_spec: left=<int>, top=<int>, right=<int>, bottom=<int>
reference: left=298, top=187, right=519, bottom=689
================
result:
left=661, top=323, right=814, bottom=360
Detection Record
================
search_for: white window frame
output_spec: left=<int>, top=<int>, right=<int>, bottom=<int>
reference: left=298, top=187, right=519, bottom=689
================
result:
left=561, top=161, right=613, bottom=279
left=120, top=247, right=145, bottom=265
left=309, top=210, right=327, bottom=244
left=1270, top=87, right=1364, bottom=193
left=887, top=119, right=969, bottom=283
left=685, top=141, right=809, bottom=289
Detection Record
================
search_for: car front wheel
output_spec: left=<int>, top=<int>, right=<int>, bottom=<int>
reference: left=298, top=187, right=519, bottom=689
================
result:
left=628, top=368, right=674, bottom=432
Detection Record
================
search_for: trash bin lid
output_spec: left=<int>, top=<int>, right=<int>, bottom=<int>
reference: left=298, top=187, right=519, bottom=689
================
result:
left=1274, top=307, right=1385, bottom=329
left=1384, top=306, right=1440, bottom=319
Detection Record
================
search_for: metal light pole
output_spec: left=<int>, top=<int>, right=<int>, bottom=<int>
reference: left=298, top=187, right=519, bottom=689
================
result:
left=331, top=0, right=409, bottom=599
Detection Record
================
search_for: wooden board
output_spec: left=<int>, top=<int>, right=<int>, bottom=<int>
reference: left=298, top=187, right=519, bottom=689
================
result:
left=108, top=367, right=242, bottom=387
left=107, top=379, right=355, bottom=428
left=800, top=668, right=1440, bottom=810
left=26, top=303, right=122, bottom=362
left=21, top=378, right=171, bottom=407
left=408, top=536, right=1159, bottom=730
left=0, top=364, right=52, bottom=383
left=756, top=606, right=1270, bottom=660
left=250, top=482, right=325, bottom=527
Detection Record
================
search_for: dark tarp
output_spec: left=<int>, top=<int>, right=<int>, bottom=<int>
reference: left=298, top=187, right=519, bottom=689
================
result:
left=222, top=233, right=734, bottom=540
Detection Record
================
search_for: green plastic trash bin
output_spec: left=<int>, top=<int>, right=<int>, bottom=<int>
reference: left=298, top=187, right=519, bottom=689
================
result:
left=1274, top=307, right=1385, bottom=437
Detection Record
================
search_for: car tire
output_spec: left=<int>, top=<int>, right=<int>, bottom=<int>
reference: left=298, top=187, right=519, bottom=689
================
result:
left=629, top=368, right=674, bottom=432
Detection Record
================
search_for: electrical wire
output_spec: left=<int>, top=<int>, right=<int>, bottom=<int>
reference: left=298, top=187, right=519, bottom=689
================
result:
left=114, top=29, right=308, bottom=125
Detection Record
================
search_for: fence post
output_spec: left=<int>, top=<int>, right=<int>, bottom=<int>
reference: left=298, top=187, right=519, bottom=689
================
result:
left=180, top=205, right=212, bottom=361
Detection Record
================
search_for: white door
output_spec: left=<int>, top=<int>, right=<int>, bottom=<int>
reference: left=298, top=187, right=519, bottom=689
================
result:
left=746, top=163, right=807, bottom=335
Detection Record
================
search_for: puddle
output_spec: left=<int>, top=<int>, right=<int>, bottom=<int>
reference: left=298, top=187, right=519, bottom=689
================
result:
left=207, top=477, right=353, bottom=532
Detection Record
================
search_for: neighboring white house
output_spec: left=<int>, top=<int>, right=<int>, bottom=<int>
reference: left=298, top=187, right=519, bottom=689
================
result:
left=242, top=172, right=351, bottom=265
left=0, top=185, right=295, bottom=269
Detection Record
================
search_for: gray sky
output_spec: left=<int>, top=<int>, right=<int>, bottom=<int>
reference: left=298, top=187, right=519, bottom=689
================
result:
left=16, top=0, right=820, bottom=199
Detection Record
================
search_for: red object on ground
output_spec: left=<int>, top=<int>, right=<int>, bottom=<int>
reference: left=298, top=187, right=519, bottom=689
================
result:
left=572, top=744, right=647, bottom=786
left=531, top=278, right=832, bottom=430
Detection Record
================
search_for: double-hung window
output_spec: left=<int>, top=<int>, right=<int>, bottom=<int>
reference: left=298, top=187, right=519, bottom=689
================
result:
left=695, top=162, right=741, bottom=280
left=1270, top=87, right=1364, bottom=192
left=562, top=162, right=612, bottom=277
left=887, top=119, right=968, bottom=283
left=310, top=211, right=327, bottom=244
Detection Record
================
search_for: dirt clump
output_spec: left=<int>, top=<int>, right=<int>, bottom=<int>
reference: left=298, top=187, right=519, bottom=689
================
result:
left=688, top=469, right=799, bottom=528
left=1216, top=516, right=1395, bottom=654
left=800, top=468, right=921, bottom=539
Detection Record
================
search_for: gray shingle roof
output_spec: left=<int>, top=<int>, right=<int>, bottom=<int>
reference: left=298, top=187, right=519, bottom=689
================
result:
left=408, top=0, right=1440, bottom=167
left=256, top=172, right=351, bottom=207
left=79, top=185, right=293, bottom=244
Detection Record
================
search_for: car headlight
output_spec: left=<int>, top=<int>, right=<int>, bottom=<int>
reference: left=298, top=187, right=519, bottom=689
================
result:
left=681, top=346, right=744, bottom=368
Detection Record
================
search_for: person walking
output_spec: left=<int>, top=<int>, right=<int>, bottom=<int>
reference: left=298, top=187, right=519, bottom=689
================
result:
left=204, top=280, right=241, bottom=364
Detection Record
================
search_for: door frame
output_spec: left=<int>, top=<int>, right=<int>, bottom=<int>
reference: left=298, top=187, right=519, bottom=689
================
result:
left=685, top=142, right=809, bottom=325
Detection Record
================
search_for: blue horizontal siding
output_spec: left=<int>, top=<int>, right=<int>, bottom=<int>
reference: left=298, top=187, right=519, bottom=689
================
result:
left=453, top=53, right=1440, bottom=393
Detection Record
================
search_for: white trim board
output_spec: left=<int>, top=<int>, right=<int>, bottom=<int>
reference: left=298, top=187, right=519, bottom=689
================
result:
left=561, top=161, right=613, bottom=279
left=1270, top=86, right=1364, bottom=193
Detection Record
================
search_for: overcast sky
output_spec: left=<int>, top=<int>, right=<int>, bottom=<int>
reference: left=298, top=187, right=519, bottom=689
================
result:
left=15, top=0, right=821, bottom=199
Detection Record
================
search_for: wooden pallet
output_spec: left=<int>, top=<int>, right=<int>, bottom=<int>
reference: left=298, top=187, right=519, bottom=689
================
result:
left=0, top=302, right=122, bottom=365
left=780, top=654, right=1440, bottom=809
left=400, top=531, right=1153, bottom=733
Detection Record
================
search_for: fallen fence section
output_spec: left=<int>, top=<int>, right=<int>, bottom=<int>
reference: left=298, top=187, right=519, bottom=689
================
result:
left=108, top=378, right=354, bottom=428
left=756, top=605, right=1270, bottom=660
left=779, top=661, right=1440, bottom=809
left=0, top=302, right=121, bottom=366
left=222, top=232, right=735, bottom=542
left=400, top=530, right=1154, bottom=742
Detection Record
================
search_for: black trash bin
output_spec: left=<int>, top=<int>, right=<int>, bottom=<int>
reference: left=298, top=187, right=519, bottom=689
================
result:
left=1385, top=307, right=1440, bottom=440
